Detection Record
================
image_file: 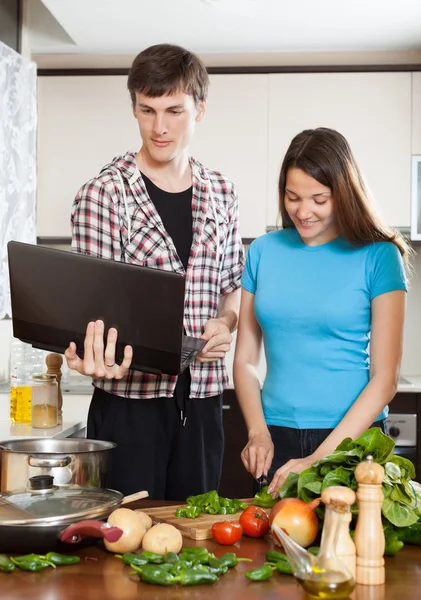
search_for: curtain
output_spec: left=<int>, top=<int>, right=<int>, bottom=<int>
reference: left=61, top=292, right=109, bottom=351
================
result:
left=0, top=42, right=37, bottom=319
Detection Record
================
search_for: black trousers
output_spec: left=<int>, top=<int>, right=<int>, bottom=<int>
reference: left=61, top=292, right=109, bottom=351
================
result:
left=267, top=418, right=388, bottom=483
left=87, top=372, right=224, bottom=501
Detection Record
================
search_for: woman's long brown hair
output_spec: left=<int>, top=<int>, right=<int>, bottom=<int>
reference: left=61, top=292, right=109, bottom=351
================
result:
left=278, top=127, right=414, bottom=274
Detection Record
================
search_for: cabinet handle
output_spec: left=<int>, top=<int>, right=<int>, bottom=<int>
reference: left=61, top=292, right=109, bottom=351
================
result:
left=222, top=405, right=231, bottom=410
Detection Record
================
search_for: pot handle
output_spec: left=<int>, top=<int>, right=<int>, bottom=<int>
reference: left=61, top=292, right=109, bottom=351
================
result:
left=60, top=520, right=123, bottom=544
left=28, top=456, right=72, bottom=468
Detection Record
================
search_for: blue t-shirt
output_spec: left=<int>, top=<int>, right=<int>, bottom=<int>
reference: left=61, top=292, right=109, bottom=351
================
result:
left=241, top=228, right=407, bottom=429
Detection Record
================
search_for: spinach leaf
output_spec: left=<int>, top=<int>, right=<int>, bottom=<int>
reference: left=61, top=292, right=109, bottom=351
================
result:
left=382, top=497, right=420, bottom=527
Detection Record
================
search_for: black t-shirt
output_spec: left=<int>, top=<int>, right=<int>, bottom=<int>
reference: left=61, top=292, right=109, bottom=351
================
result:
left=142, top=173, right=193, bottom=272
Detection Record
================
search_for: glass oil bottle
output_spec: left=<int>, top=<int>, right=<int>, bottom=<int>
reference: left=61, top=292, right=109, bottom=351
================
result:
left=300, top=497, right=355, bottom=599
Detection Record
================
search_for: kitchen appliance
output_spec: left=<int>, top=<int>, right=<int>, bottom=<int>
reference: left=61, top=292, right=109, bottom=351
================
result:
left=0, top=439, right=116, bottom=492
left=385, top=413, right=417, bottom=470
left=0, top=474, right=148, bottom=553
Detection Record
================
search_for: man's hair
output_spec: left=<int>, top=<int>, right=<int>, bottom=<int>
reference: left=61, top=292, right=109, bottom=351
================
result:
left=127, top=44, right=209, bottom=107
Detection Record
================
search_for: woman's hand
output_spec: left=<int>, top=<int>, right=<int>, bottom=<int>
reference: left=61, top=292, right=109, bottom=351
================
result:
left=267, top=455, right=314, bottom=497
left=241, top=431, right=274, bottom=480
left=64, top=320, right=133, bottom=380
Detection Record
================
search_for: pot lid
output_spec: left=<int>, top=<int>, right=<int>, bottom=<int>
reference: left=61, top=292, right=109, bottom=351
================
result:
left=0, top=475, right=123, bottom=526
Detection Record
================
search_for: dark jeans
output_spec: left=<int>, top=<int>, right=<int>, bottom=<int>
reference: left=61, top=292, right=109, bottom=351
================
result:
left=87, top=370, right=224, bottom=501
left=267, top=419, right=388, bottom=483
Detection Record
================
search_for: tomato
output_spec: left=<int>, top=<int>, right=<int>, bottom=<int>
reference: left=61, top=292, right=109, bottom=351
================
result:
left=239, top=506, right=270, bottom=538
left=211, top=520, right=243, bottom=545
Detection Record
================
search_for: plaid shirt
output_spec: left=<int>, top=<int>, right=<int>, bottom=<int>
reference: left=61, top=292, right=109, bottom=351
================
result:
left=71, top=152, right=245, bottom=399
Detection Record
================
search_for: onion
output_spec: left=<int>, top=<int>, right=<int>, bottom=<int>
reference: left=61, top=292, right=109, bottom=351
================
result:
left=269, top=497, right=320, bottom=548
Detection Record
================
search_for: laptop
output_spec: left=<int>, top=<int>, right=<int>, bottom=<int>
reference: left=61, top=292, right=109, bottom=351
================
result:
left=7, top=241, right=206, bottom=376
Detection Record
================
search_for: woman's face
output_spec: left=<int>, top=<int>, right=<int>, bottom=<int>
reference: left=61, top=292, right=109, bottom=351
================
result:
left=284, top=168, right=338, bottom=246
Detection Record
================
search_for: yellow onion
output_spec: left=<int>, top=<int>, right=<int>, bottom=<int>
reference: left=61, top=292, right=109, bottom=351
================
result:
left=269, top=497, right=320, bottom=548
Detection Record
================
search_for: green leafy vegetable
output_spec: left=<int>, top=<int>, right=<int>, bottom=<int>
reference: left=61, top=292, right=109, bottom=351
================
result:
left=176, top=491, right=248, bottom=519
left=279, top=427, right=420, bottom=530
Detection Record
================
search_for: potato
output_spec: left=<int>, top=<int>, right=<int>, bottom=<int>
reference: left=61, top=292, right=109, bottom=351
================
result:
left=104, top=507, right=147, bottom=553
left=141, top=523, right=183, bottom=555
left=134, top=510, right=153, bottom=531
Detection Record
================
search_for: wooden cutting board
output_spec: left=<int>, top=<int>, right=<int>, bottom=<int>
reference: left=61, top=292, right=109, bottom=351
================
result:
left=145, top=499, right=254, bottom=540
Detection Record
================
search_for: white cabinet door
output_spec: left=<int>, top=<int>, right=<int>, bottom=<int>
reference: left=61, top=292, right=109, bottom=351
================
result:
left=37, top=76, right=140, bottom=237
left=267, top=73, right=412, bottom=229
left=190, top=74, right=269, bottom=239
left=412, top=73, right=421, bottom=155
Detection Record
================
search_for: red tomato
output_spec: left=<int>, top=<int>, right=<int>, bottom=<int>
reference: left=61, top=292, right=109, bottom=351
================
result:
left=239, top=506, right=270, bottom=538
left=211, top=520, right=243, bottom=545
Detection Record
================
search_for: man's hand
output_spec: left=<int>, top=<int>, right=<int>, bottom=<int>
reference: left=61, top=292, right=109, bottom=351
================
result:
left=197, top=318, right=232, bottom=363
left=267, top=455, right=315, bottom=498
left=64, top=320, right=133, bottom=380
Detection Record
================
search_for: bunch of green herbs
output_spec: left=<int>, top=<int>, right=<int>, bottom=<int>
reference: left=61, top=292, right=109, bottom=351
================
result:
left=279, top=427, right=421, bottom=529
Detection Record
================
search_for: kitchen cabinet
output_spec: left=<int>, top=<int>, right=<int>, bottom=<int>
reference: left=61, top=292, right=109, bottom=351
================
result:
left=267, top=72, right=412, bottom=229
left=190, top=74, right=269, bottom=239
left=37, top=74, right=269, bottom=240
left=219, top=389, right=254, bottom=499
left=36, top=76, right=140, bottom=238
left=412, top=73, right=421, bottom=155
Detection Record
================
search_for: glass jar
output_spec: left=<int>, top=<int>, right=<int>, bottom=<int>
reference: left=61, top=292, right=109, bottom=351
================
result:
left=31, top=374, right=58, bottom=429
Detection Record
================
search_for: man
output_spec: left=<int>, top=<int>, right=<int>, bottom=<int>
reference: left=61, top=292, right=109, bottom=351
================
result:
left=64, top=44, right=245, bottom=500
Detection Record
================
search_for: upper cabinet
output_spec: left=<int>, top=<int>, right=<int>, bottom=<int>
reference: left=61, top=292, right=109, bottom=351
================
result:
left=37, top=74, right=269, bottom=239
left=267, top=73, right=412, bottom=229
left=412, top=73, right=421, bottom=156
left=190, top=74, right=269, bottom=239
left=37, top=76, right=140, bottom=237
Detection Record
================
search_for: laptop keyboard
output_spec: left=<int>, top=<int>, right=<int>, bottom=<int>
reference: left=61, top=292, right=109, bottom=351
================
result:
left=180, top=346, right=197, bottom=366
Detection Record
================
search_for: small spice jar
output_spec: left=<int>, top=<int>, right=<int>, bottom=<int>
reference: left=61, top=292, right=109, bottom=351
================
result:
left=31, top=374, right=58, bottom=429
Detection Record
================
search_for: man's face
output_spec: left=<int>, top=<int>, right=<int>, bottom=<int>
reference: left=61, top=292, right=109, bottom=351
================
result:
left=133, top=91, right=205, bottom=163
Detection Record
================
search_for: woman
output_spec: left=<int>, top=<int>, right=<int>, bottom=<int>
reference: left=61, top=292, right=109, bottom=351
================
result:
left=233, top=127, right=412, bottom=497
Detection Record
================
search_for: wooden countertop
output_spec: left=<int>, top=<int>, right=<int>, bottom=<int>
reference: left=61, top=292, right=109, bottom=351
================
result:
left=1, top=499, right=420, bottom=600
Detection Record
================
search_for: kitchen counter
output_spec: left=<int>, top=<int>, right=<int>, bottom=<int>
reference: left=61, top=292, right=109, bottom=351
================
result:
left=1, top=499, right=420, bottom=600
left=0, top=394, right=90, bottom=441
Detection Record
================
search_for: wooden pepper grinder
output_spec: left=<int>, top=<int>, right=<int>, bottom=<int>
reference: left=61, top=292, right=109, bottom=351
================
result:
left=321, top=486, right=356, bottom=580
left=354, top=454, right=385, bottom=585
left=46, top=353, right=63, bottom=425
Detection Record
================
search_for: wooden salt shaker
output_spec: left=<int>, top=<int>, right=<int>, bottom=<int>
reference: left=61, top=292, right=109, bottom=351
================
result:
left=321, top=486, right=356, bottom=579
left=46, top=353, right=63, bottom=425
left=354, top=454, right=385, bottom=585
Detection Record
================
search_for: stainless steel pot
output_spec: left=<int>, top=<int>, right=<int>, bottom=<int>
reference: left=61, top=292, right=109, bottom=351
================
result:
left=0, top=439, right=117, bottom=492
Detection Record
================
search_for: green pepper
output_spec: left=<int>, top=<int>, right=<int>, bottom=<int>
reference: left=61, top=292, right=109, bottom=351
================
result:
left=254, top=486, right=279, bottom=509
left=132, top=564, right=176, bottom=586
left=396, top=523, right=421, bottom=545
left=140, top=551, right=164, bottom=564
left=218, top=552, right=253, bottom=568
left=12, top=559, right=52, bottom=572
left=171, top=560, right=193, bottom=575
left=179, top=547, right=210, bottom=564
left=175, top=568, right=218, bottom=585
left=0, top=554, right=15, bottom=573
left=43, top=552, right=80, bottom=566
left=11, top=554, right=40, bottom=563
left=384, top=531, right=404, bottom=556
left=116, top=553, right=149, bottom=567
left=163, top=551, right=179, bottom=564
left=245, top=564, right=275, bottom=581
left=276, top=560, right=293, bottom=575
left=175, top=508, right=188, bottom=518
left=265, top=549, right=289, bottom=564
